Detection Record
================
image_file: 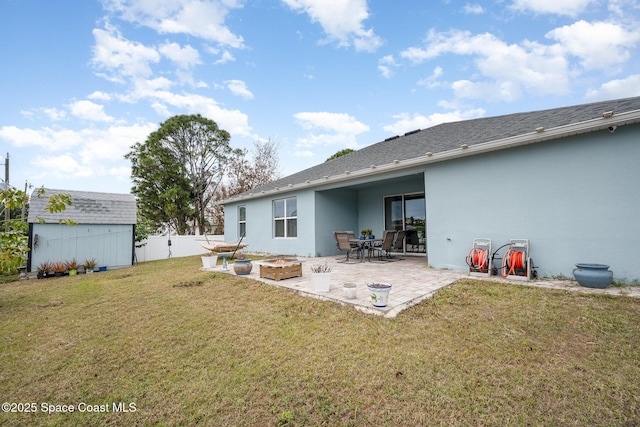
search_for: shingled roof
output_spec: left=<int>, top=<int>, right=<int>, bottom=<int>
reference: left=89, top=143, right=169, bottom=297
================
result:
left=226, top=96, right=640, bottom=203
left=28, top=189, right=136, bottom=225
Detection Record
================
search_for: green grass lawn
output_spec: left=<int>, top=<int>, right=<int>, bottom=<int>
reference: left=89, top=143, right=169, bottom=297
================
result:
left=1, top=255, right=639, bottom=426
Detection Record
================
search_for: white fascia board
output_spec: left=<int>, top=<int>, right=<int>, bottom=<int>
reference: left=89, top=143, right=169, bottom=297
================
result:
left=223, top=110, right=640, bottom=204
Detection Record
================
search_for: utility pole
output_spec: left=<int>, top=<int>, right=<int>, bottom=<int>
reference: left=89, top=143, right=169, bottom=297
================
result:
left=3, top=153, right=8, bottom=229
left=21, top=180, right=32, bottom=222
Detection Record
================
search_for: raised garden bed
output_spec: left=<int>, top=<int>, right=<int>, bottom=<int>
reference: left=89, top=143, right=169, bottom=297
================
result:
left=259, top=257, right=303, bottom=281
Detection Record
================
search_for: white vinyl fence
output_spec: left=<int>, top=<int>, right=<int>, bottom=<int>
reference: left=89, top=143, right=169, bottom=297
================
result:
left=135, top=235, right=225, bottom=263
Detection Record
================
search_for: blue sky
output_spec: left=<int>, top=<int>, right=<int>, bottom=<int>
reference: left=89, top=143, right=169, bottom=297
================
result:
left=1, top=0, right=639, bottom=195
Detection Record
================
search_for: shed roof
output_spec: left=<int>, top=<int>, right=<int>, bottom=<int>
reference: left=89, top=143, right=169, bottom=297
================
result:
left=28, top=189, right=136, bottom=225
left=225, top=96, right=640, bottom=203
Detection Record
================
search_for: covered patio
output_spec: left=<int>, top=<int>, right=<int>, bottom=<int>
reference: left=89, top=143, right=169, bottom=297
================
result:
left=202, top=256, right=638, bottom=318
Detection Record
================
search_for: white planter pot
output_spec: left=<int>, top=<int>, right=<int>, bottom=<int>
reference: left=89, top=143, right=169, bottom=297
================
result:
left=312, top=272, right=331, bottom=292
left=201, top=255, right=218, bottom=269
left=367, top=283, right=392, bottom=307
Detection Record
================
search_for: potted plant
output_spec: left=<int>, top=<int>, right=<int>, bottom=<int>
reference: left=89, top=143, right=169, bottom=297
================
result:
left=233, top=251, right=253, bottom=275
left=84, top=258, right=96, bottom=274
left=52, top=261, right=66, bottom=277
left=360, top=228, right=371, bottom=240
left=65, top=258, right=79, bottom=276
left=36, top=261, right=50, bottom=279
left=366, top=282, right=392, bottom=307
left=201, top=253, right=218, bottom=269
left=311, top=262, right=332, bottom=292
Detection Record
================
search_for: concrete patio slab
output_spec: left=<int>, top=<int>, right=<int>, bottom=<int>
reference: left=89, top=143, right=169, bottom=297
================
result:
left=202, top=255, right=640, bottom=318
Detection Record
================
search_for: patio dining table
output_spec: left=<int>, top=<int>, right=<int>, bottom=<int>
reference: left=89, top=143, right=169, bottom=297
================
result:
left=349, top=238, right=383, bottom=262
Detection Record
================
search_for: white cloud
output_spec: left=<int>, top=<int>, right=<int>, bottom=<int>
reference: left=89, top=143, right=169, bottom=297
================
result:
left=128, top=77, right=175, bottom=99
left=606, top=0, right=639, bottom=16
left=293, top=112, right=369, bottom=150
left=159, top=42, right=202, bottom=68
left=142, top=90, right=253, bottom=137
left=0, top=126, right=87, bottom=150
left=42, top=107, right=68, bottom=121
left=88, top=91, right=112, bottom=101
left=32, top=154, right=94, bottom=178
left=103, top=0, right=245, bottom=48
left=417, top=67, right=444, bottom=89
left=586, top=74, right=640, bottom=100
left=294, top=150, right=314, bottom=157
left=68, top=100, right=114, bottom=122
left=91, top=24, right=161, bottom=81
left=282, top=0, right=383, bottom=52
left=214, top=50, right=236, bottom=64
left=383, top=109, right=485, bottom=135
left=0, top=122, right=156, bottom=158
left=296, top=133, right=361, bottom=149
left=510, top=0, right=596, bottom=17
left=225, top=80, right=254, bottom=99
left=546, top=20, right=640, bottom=71
left=378, top=55, right=398, bottom=78
left=294, top=112, right=369, bottom=134
left=400, top=29, right=571, bottom=101
left=1, top=122, right=157, bottom=185
left=76, top=123, right=158, bottom=163
left=463, top=3, right=485, bottom=14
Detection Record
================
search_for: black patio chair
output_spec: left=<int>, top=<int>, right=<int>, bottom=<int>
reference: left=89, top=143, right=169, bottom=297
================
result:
left=372, top=230, right=396, bottom=261
left=391, top=230, right=405, bottom=259
left=334, top=231, right=361, bottom=263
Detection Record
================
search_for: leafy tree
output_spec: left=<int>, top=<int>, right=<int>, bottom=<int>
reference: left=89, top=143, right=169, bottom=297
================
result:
left=126, top=114, right=239, bottom=235
left=210, top=139, right=281, bottom=234
left=326, top=148, right=355, bottom=162
left=134, top=209, right=155, bottom=249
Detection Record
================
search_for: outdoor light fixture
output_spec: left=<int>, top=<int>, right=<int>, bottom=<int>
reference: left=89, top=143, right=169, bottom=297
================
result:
left=602, top=111, right=614, bottom=118
left=536, top=127, right=545, bottom=133
left=461, top=144, right=469, bottom=149
left=425, top=152, right=433, bottom=157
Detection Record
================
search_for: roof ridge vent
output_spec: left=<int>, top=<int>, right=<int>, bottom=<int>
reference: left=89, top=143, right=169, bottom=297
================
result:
left=384, top=135, right=400, bottom=141
left=404, top=129, right=421, bottom=136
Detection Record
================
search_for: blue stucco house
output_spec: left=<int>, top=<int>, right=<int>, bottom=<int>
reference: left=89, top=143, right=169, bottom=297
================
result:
left=223, top=96, right=640, bottom=283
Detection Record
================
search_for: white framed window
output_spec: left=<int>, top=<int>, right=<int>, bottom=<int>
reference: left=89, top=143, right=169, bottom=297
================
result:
left=273, top=197, right=297, bottom=238
left=238, top=206, right=246, bottom=237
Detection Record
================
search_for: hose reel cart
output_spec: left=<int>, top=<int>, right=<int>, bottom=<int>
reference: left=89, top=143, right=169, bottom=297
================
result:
left=466, top=238, right=492, bottom=277
left=501, top=239, right=532, bottom=280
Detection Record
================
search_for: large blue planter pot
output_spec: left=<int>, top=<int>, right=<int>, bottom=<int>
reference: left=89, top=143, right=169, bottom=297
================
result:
left=573, top=263, right=613, bottom=289
left=233, top=259, right=253, bottom=275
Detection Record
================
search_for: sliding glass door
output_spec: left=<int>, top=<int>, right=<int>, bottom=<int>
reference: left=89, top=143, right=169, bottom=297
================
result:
left=384, top=193, right=426, bottom=253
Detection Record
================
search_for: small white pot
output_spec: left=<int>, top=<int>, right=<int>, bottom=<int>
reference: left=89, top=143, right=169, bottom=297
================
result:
left=343, top=283, right=357, bottom=299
